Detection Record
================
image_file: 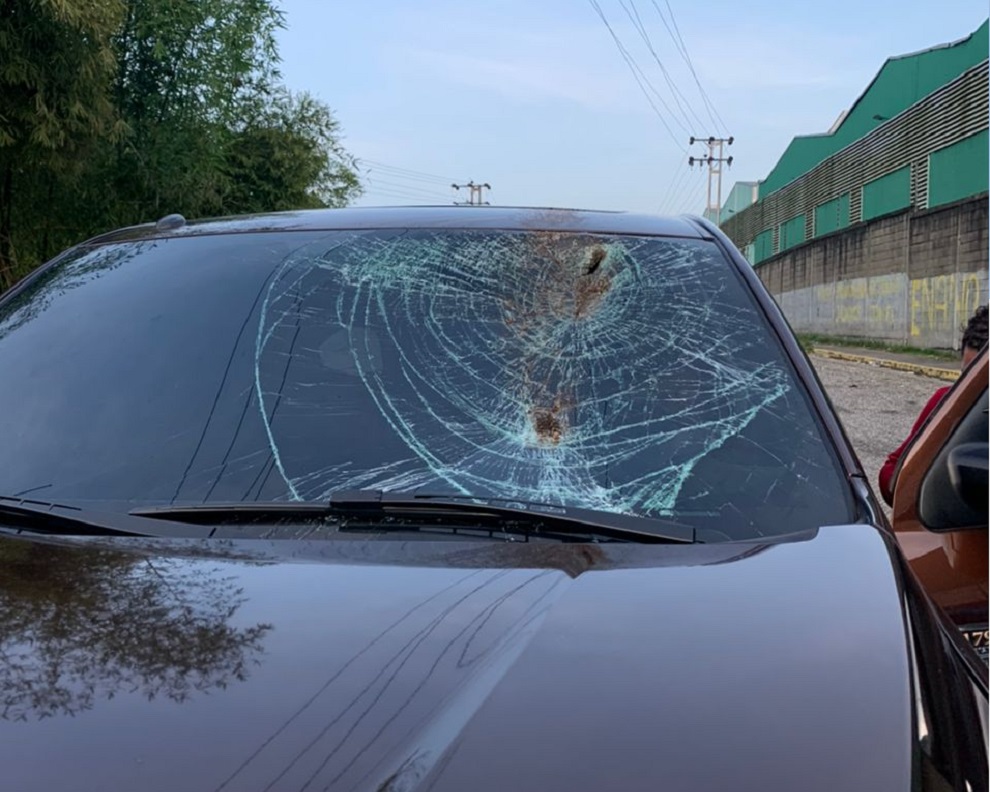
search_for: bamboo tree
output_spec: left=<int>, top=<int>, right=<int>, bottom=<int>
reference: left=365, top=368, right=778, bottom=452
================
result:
left=0, top=0, right=125, bottom=289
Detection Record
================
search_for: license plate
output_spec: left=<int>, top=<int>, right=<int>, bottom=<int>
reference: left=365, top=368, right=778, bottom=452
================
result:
left=961, top=625, right=989, bottom=661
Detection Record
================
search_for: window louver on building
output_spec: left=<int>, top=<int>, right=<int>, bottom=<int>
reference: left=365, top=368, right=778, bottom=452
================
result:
left=723, top=61, right=989, bottom=263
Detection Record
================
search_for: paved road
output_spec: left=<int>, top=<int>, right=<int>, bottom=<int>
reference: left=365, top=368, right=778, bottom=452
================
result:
left=809, top=354, right=954, bottom=496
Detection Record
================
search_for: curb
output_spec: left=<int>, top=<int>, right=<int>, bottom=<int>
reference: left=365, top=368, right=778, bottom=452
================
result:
left=810, top=348, right=959, bottom=382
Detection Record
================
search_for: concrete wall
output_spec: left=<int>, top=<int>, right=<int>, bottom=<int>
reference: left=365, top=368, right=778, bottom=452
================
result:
left=756, top=195, right=988, bottom=348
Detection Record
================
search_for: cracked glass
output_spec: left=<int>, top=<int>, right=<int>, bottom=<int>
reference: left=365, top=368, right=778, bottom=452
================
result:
left=0, top=228, right=852, bottom=540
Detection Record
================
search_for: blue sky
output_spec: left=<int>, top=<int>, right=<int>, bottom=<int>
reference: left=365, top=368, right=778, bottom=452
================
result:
left=274, top=0, right=986, bottom=214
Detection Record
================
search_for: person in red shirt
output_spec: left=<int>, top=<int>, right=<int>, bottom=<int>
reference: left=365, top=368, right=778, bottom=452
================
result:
left=879, top=305, right=988, bottom=506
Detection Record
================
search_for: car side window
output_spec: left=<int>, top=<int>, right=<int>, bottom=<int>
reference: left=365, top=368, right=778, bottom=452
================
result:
left=918, top=388, right=989, bottom=531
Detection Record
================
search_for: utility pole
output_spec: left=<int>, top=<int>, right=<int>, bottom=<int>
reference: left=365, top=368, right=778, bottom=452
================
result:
left=451, top=181, right=491, bottom=206
left=688, top=136, right=733, bottom=222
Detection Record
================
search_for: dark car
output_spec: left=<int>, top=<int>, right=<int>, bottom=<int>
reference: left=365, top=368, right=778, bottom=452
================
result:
left=0, top=206, right=985, bottom=791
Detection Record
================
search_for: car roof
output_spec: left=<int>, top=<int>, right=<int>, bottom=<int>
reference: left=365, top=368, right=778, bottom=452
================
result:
left=83, top=205, right=713, bottom=245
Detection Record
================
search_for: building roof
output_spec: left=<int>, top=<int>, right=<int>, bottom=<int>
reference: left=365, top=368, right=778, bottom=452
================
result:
left=760, top=20, right=988, bottom=198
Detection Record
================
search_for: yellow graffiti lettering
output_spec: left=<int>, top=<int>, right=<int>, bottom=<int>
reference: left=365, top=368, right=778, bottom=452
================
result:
left=959, top=272, right=984, bottom=318
left=834, top=279, right=867, bottom=326
left=910, top=275, right=957, bottom=339
left=865, top=275, right=902, bottom=326
left=910, top=278, right=928, bottom=338
left=866, top=302, right=896, bottom=324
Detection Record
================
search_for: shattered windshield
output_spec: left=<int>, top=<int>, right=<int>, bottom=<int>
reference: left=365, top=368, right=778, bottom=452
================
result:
left=0, top=227, right=852, bottom=539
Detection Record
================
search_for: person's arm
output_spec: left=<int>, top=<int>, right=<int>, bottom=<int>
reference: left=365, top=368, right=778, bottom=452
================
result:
left=878, top=386, right=951, bottom=506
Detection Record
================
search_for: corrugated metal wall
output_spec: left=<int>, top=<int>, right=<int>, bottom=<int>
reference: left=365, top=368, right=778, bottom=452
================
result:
left=759, top=21, right=988, bottom=196
left=755, top=197, right=988, bottom=348
left=814, top=194, right=850, bottom=236
left=929, top=128, right=989, bottom=206
left=862, top=166, right=911, bottom=221
left=779, top=214, right=806, bottom=251
left=722, top=61, right=989, bottom=263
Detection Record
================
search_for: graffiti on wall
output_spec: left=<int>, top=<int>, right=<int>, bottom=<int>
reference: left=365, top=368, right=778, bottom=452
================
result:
left=776, top=271, right=987, bottom=347
left=831, top=275, right=905, bottom=329
left=910, top=272, right=987, bottom=344
left=833, top=279, right=867, bottom=326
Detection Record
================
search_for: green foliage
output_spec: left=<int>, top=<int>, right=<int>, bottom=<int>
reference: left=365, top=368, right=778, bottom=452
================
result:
left=224, top=89, right=362, bottom=213
left=0, top=0, right=362, bottom=291
left=0, top=0, right=126, bottom=287
left=0, top=0, right=124, bottom=155
left=796, top=333, right=960, bottom=361
left=105, top=0, right=285, bottom=222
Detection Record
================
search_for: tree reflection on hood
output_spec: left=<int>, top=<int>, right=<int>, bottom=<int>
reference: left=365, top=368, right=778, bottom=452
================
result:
left=0, top=538, right=271, bottom=721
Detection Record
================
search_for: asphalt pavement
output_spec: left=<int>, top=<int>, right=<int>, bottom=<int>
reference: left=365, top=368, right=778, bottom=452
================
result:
left=808, top=351, right=959, bottom=503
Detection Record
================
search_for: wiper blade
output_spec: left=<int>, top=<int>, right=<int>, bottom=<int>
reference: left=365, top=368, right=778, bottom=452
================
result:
left=380, top=492, right=696, bottom=542
left=0, top=495, right=195, bottom=539
left=130, top=490, right=696, bottom=544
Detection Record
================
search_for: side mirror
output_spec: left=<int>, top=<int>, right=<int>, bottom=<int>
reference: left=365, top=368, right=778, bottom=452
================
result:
left=948, top=442, right=989, bottom=513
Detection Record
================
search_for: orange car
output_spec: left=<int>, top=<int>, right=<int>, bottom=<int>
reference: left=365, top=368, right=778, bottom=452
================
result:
left=891, top=346, right=988, bottom=658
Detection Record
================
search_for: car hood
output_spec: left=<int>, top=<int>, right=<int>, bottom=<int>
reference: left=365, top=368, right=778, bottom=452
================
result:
left=0, top=524, right=911, bottom=792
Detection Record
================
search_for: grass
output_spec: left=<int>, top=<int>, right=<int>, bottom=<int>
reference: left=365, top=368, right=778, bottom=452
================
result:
left=796, top=333, right=960, bottom=363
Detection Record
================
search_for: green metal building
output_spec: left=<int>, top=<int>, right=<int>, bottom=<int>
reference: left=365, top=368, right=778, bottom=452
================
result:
left=722, top=21, right=989, bottom=264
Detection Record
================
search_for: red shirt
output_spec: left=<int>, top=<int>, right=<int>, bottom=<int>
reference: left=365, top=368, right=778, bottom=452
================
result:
left=878, top=386, right=950, bottom=506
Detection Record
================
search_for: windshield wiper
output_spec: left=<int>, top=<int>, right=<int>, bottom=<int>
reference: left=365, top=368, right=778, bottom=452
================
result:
left=0, top=495, right=196, bottom=539
left=131, top=489, right=696, bottom=544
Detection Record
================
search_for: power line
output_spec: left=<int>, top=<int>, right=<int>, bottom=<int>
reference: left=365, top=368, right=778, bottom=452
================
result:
left=363, top=193, right=439, bottom=205
left=355, top=157, right=457, bottom=204
left=363, top=168, right=454, bottom=188
left=669, top=146, right=708, bottom=213
left=358, top=160, right=462, bottom=203
left=363, top=182, right=452, bottom=204
left=663, top=0, right=729, bottom=134
left=364, top=190, right=447, bottom=205
left=669, top=164, right=706, bottom=214
left=666, top=165, right=706, bottom=214
left=358, top=159, right=456, bottom=185
left=587, top=0, right=688, bottom=151
left=619, top=0, right=706, bottom=133
left=649, top=0, right=689, bottom=62
left=652, top=0, right=729, bottom=136
left=659, top=150, right=690, bottom=214
left=363, top=185, right=451, bottom=203
left=364, top=178, right=451, bottom=200
left=683, top=176, right=707, bottom=215
left=356, top=159, right=460, bottom=204
left=657, top=156, right=692, bottom=214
